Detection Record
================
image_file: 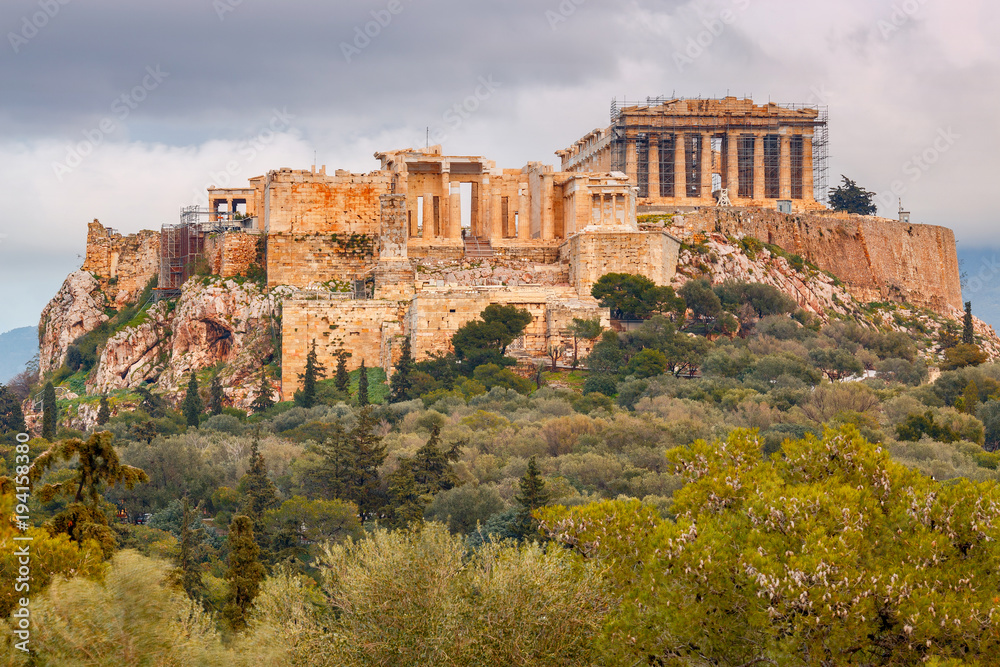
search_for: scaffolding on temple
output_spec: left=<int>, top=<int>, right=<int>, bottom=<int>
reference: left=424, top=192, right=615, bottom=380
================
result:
left=607, top=96, right=829, bottom=206
left=155, top=206, right=241, bottom=300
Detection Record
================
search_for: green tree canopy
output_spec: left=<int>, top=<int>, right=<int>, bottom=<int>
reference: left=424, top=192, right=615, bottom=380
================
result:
left=250, top=370, right=275, bottom=414
left=209, top=374, right=224, bottom=415
left=451, top=304, right=533, bottom=373
left=0, top=384, right=26, bottom=433
left=541, top=426, right=1000, bottom=666
left=25, top=431, right=149, bottom=555
left=357, top=359, right=369, bottom=406
left=591, top=272, right=685, bottom=321
left=298, top=340, right=327, bottom=408
left=828, top=174, right=877, bottom=215
left=42, top=381, right=57, bottom=440
left=678, top=278, right=722, bottom=322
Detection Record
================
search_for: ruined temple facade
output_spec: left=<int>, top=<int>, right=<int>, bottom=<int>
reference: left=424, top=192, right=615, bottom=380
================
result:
left=557, top=97, right=828, bottom=212
left=70, top=99, right=965, bottom=402
left=204, top=146, right=678, bottom=399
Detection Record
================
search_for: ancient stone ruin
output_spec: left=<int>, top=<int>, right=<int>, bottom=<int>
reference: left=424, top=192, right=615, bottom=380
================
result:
left=60, top=97, right=964, bottom=403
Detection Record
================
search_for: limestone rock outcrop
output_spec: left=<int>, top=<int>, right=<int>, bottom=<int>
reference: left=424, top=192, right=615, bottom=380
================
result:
left=88, top=279, right=282, bottom=410
left=38, top=270, right=109, bottom=374
left=672, top=233, right=859, bottom=320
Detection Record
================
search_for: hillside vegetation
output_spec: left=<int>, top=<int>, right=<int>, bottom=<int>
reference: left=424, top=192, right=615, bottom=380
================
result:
left=4, top=260, right=1000, bottom=664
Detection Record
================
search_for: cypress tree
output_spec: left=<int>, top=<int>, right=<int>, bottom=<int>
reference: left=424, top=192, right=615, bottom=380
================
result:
left=299, top=340, right=326, bottom=409
left=209, top=374, right=224, bottom=415
left=0, top=384, right=26, bottom=433
left=96, top=395, right=111, bottom=426
left=223, top=515, right=266, bottom=633
left=251, top=370, right=275, bottom=414
left=42, top=381, right=57, bottom=440
left=182, top=372, right=202, bottom=428
left=335, top=350, right=349, bottom=392
left=963, top=301, right=975, bottom=345
left=241, top=438, right=279, bottom=540
left=514, top=456, right=550, bottom=538
left=176, top=497, right=205, bottom=602
left=389, top=337, right=414, bottom=403
left=357, top=359, right=370, bottom=406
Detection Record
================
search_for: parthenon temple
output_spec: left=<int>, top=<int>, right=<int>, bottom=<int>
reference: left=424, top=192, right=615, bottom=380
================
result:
left=557, top=97, right=829, bottom=211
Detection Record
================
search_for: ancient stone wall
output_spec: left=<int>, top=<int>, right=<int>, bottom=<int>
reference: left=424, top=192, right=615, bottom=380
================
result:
left=408, top=286, right=604, bottom=362
left=263, top=169, right=389, bottom=235
left=267, top=232, right=378, bottom=287
left=81, top=220, right=160, bottom=307
left=204, top=232, right=261, bottom=278
left=280, top=296, right=404, bottom=399
left=566, top=230, right=680, bottom=294
left=672, top=208, right=962, bottom=315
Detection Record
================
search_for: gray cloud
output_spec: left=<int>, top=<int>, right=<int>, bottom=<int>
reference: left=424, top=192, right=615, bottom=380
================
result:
left=0, top=0, right=998, bottom=332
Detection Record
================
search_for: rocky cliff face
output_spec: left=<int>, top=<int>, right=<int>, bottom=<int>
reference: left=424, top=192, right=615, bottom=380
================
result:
left=89, top=279, right=283, bottom=409
left=671, top=233, right=859, bottom=320
left=673, top=232, right=1000, bottom=361
left=38, top=270, right=110, bottom=374
left=666, top=208, right=964, bottom=316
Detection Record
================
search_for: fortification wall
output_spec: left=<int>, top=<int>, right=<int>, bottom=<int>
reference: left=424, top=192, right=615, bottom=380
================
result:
left=267, top=232, right=378, bottom=287
left=264, top=170, right=389, bottom=235
left=672, top=208, right=963, bottom=315
left=81, top=220, right=160, bottom=307
left=280, top=296, right=405, bottom=400
left=565, top=230, right=680, bottom=294
left=204, top=232, right=260, bottom=278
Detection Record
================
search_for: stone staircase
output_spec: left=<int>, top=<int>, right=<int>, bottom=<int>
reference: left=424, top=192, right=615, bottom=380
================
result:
left=463, top=236, right=494, bottom=258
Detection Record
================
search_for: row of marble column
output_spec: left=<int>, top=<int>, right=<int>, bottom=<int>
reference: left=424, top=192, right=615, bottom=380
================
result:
left=405, top=176, right=562, bottom=242
left=628, top=131, right=813, bottom=201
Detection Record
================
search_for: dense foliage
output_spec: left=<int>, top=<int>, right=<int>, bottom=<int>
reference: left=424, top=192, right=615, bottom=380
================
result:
left=5, top=274, right=1000, bottom=664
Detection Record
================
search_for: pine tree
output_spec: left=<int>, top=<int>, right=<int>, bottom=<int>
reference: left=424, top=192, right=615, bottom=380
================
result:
left=411, top=423, right=459, bottom=495
left=223, top=515, right=266, bottom=633
left=175, top=497, right=205, bottom=602
left=514, top=456, right=550, bottom=539
left=963, top=301, right=975, bottom=345
left=0, top=384, right=26, bottom=433
left=357, top=359, right=370, bottom=407
left=335, top=350, right=350, bottom=392
left=389, top=337, right=414, bottom=403
left=350, top=406, right=386, bottom=518
left=251, top=370, right=275, bottom=414
left=42, top=381, right=57, bottom=440
left=96, top=395, right=111, bottom=426
left=26, top=431, right=148, bottom=556
left=240, top=437, right=279, bottom=550
left=387, top=460, right=426, bottom=529
left=209, top=374, right=224, bottom=415
left=182, top=372, right=202, bottom=428
left=316, top=421, right=353, bottom=500
left=299, top=340, right=327, bottom=409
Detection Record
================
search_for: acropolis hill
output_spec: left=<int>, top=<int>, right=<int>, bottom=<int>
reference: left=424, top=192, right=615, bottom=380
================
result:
left=39, top=97, right=969, bottom=413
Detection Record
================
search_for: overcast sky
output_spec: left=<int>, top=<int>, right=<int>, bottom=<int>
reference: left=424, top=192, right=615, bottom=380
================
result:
left=1, top=0, right=998, bottom=334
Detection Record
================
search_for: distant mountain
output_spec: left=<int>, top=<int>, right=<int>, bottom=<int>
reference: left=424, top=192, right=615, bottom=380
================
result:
left=0, top=327, right=38, bottom=383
